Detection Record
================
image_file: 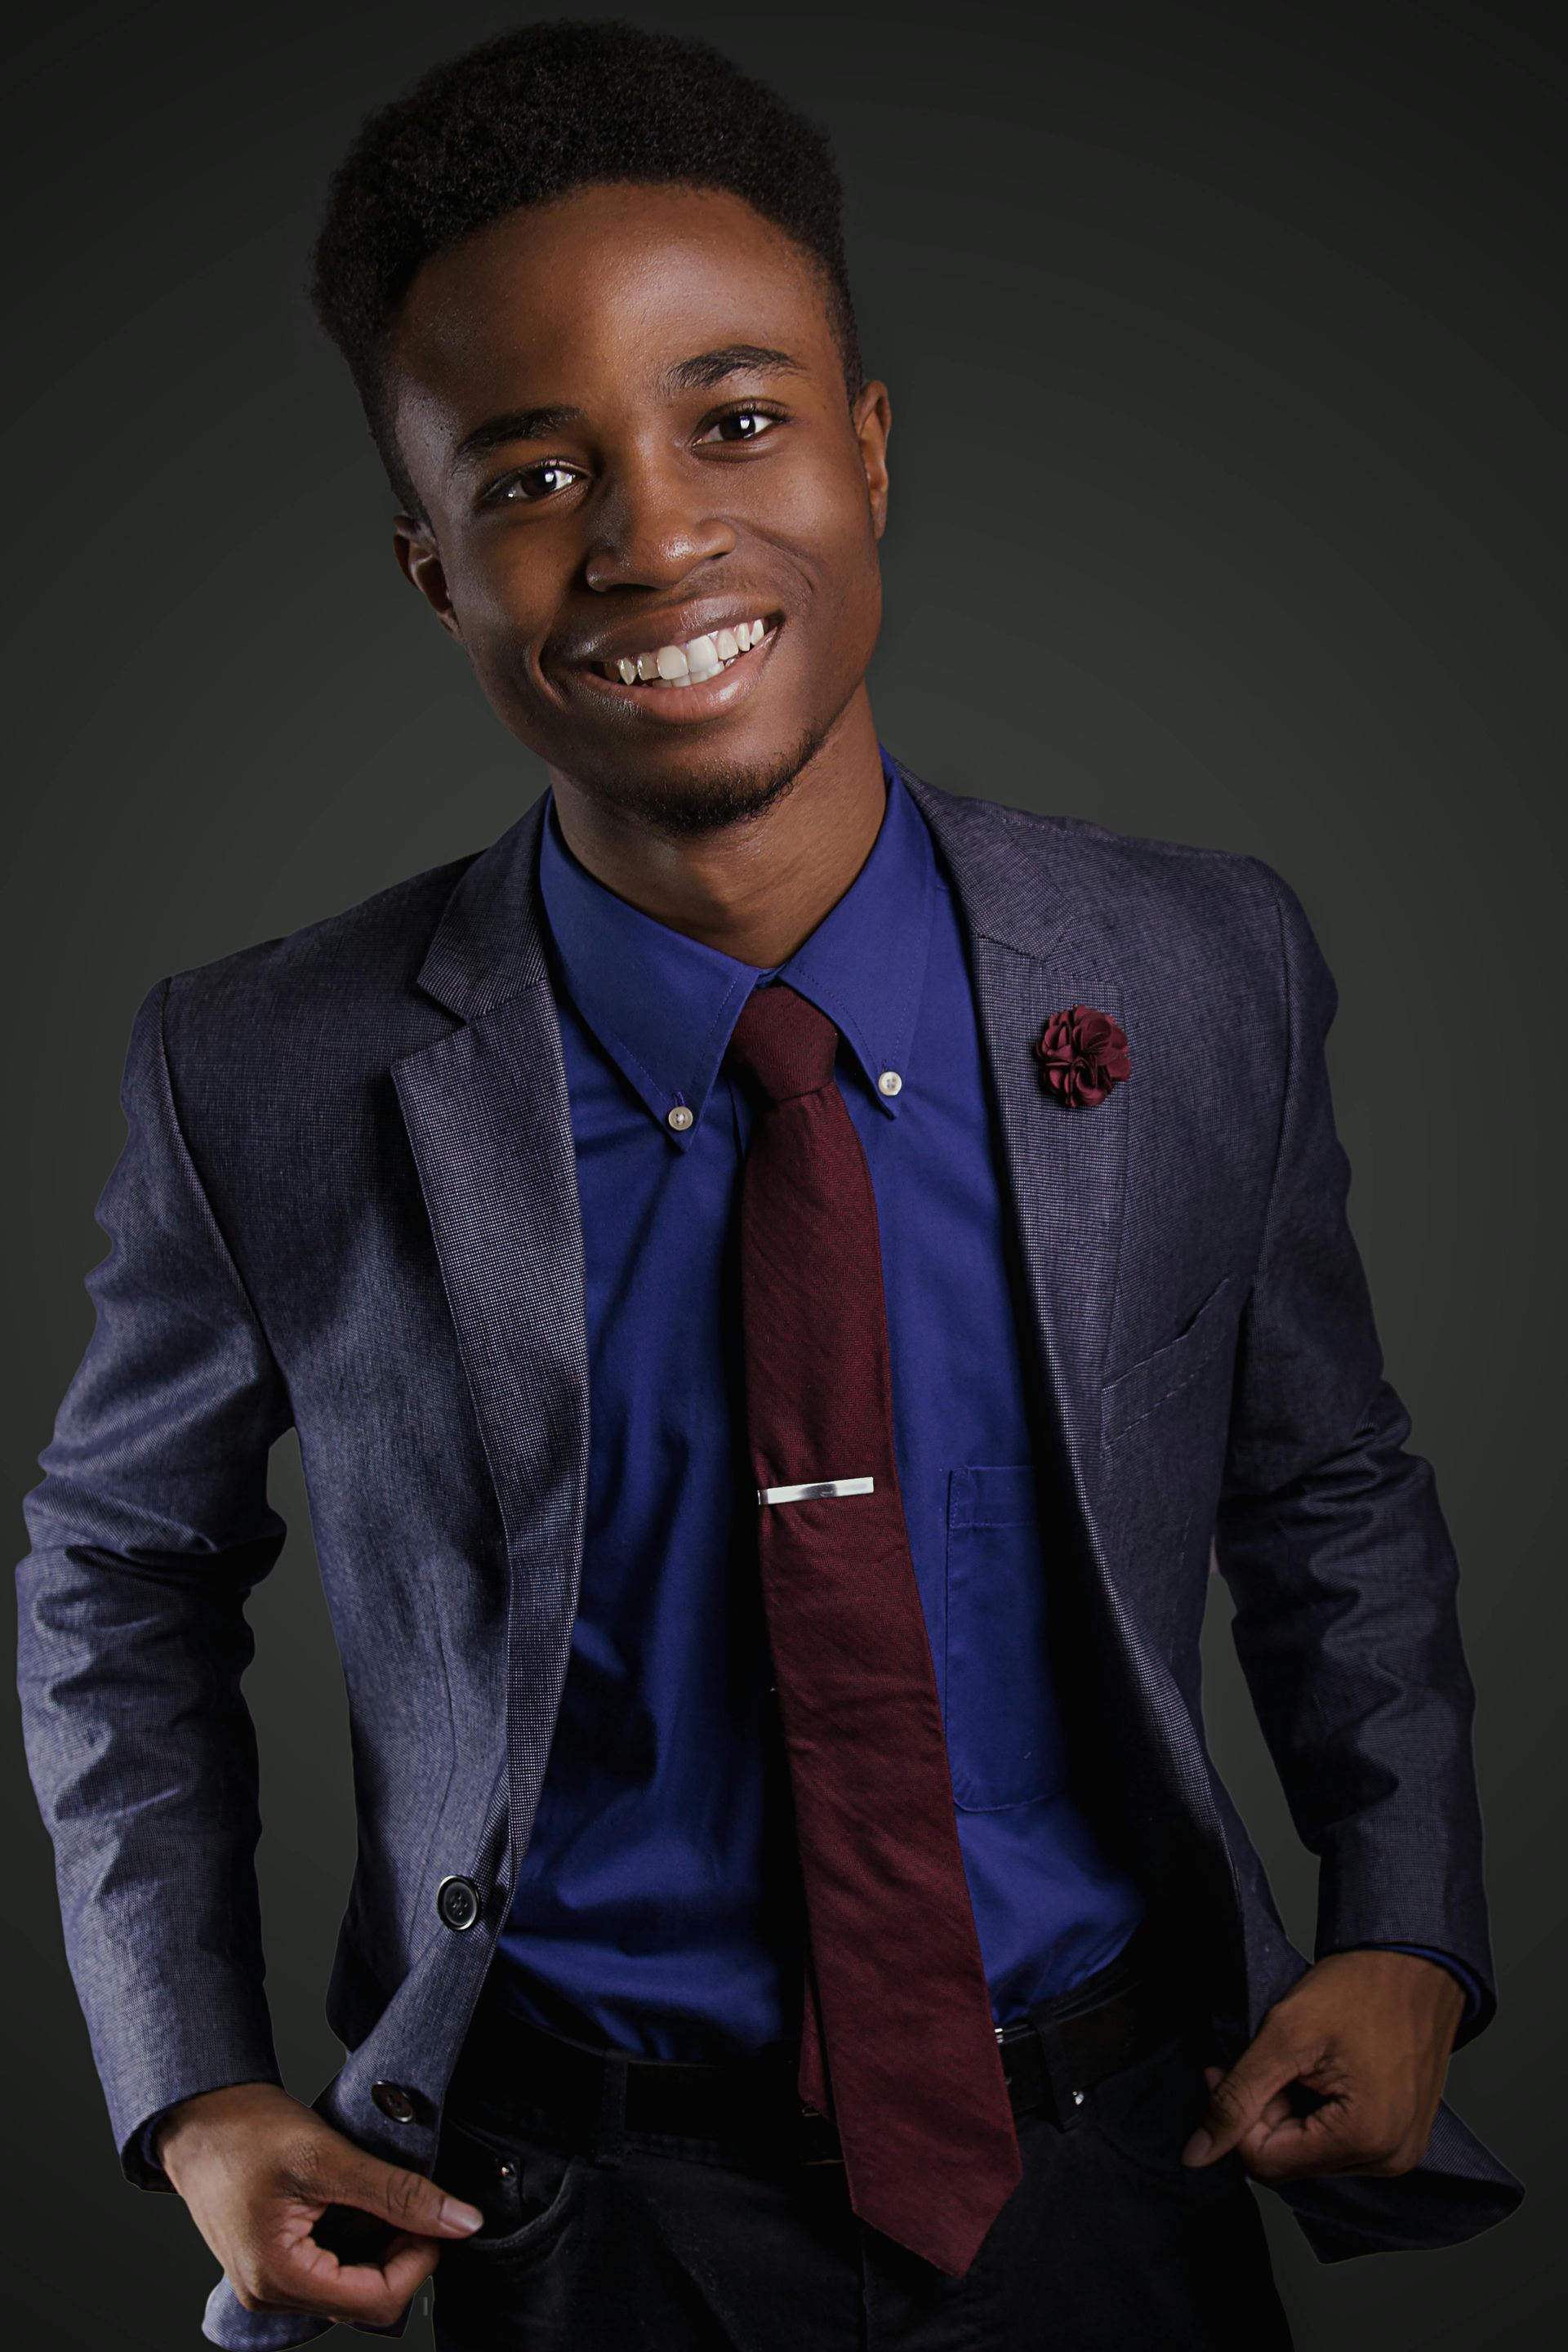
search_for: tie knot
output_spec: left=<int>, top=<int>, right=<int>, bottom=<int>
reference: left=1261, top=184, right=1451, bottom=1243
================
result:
left=723, top=982, right=840, bottom=1103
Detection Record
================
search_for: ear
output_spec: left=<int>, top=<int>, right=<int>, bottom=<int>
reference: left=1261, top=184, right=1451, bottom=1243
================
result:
left=392, top=515, right=463, bottom=641
left=853, top=379, right=892, bottom=541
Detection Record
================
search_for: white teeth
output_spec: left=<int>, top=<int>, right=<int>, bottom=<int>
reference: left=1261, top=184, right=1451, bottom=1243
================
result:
left=685, top=632, right=722, bottom=682
left=606, top=621, right=770, bottom=686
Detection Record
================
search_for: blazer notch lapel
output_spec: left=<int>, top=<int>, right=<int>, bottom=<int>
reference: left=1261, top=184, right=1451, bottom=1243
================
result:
left=415, top=792, right=552, bottom=1022
left=394, top=791, right=590, bottom=1864
left=896, top=761, right=1129, bottom=1491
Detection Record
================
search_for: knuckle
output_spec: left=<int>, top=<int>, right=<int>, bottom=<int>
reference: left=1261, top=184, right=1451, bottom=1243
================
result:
left=381, top=2165, right=427, bottom=2225
left=1207, top=2078, right=1249, bottom=2128
left=279, top=2133, right=333, bottom=2195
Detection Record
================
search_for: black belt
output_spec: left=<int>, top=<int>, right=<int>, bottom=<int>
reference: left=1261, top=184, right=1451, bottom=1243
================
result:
left=448, top=1923, right=1185, bottom=2166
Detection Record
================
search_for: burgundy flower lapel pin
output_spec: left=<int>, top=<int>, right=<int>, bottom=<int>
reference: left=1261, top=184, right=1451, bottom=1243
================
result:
left=1035, top=1004, right=1131, bottom=1108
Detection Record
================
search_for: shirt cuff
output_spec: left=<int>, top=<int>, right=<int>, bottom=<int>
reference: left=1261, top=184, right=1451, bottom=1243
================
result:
left=1352, top=1941, right=1483, bottom=2029
left=133, top=2107, right=176, bottom=2186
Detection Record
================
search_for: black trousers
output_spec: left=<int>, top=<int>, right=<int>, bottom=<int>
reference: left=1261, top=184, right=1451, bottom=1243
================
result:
left=428, top=2005, right=1296, bottom=2350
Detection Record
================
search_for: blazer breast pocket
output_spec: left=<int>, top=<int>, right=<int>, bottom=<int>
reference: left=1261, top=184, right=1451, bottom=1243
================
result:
left=1100, top=1274, right=1236, bottom=1448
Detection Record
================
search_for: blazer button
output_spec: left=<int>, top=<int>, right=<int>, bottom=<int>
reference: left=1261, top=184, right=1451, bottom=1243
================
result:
left=436, top=1873, right=482, bottom=1931
left=371, top=2081, right=417, bottom=2125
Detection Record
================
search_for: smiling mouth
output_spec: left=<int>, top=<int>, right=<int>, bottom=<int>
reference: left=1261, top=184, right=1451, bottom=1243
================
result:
left=583, top=616, right=776, bottom=691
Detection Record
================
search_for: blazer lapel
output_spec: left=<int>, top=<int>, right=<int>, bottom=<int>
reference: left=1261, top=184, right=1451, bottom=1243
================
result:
left=894, top=760, right=1129, bottom=1536
left=895, top=762, right=1245, bottom=1968
left=390, top=793, right=590, bottom=1883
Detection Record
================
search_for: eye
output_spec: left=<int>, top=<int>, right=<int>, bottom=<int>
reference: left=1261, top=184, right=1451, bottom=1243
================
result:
left=700, top=404, right=784, bottom=445
left=488, top=460, right=581, bottom=505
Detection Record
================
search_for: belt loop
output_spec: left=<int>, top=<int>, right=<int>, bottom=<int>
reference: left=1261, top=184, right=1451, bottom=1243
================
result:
left=1034, top=2018, right=1089, bottom=2133
left=595, top=2051, right=629, bottom=2167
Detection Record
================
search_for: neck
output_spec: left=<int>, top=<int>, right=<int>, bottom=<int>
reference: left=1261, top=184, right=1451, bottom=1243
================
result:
left=546, top=688, right=888, bottom=967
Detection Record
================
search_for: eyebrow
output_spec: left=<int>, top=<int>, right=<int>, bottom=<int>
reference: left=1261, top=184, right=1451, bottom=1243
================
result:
left=448, top=345, right=806, bottom=478
left=662, top=343, right=805, bottom=394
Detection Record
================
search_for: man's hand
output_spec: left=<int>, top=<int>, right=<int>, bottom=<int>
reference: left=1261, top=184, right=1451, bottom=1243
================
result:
left=153, top=2081, right=484, bottom=2326
left=1181, top=1949, right=1466, bottom=2182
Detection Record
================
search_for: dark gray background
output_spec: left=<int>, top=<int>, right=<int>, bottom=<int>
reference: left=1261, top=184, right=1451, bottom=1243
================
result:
left=6, top=2, right=1561, bottom=2342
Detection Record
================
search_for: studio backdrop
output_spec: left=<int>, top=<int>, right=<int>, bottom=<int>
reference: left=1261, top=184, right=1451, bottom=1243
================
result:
left=5, top=4, right=1561, bottom=2346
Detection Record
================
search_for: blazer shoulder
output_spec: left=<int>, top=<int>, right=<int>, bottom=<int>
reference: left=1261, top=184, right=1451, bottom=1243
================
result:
left=957, top=782, right=1272, bottom=878
left=157, top=845, right=483, bottom=1078
left=931, top=778, right=1293, bottom=947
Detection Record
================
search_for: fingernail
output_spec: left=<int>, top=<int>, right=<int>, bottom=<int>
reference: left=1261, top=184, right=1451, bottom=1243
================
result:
left=443, top=2199, right=484, bottom=2232
left=1181, top=2130, right=1212, bottom=2165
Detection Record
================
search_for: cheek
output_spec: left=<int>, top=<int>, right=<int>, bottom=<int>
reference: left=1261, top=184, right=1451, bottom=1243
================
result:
left=775, top=461, right=881, bottom=637
left=444, top=532, right=554, bottom=664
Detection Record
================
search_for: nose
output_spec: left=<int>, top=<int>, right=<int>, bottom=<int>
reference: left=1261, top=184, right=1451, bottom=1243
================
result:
left=583, top=451, right=737, bottom=592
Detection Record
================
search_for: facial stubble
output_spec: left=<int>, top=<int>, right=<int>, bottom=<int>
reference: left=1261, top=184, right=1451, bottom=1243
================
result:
left=562, top=711, right=842, bottom=844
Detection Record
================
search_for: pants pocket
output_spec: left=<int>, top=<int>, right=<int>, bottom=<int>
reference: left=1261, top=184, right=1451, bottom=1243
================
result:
left=434, top=2110, right=586, bottom=2258
left=1083, top=2025, right=1241, bottom=2190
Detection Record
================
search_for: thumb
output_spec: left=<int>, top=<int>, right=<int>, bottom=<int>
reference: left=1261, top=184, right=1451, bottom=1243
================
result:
left=330, top=2151, right=484, bottom=2239
left=1182, top=2036, right=1304, bottom=2168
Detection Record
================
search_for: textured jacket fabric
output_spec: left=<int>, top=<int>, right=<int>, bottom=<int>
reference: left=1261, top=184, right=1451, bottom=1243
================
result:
left=16, top=760, right=1523, bottom=2347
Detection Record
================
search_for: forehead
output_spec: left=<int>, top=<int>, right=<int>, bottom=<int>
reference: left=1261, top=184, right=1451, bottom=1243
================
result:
left=390, top=181, right=838, bottom=432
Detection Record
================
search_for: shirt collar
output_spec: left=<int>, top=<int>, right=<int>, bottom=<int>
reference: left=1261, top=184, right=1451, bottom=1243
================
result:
left=537, top=746, right=937, bottom=1149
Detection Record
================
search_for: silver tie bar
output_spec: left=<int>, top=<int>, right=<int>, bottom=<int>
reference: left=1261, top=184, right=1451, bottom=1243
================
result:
left=756, top=1477, right=876, bottom=1507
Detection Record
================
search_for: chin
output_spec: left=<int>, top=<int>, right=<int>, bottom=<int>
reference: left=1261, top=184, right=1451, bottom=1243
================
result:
left=559, top=712, right=841, bottom=840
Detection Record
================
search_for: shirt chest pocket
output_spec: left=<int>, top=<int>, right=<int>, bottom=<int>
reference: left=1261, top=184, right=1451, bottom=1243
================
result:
left=942, top=1464, right=1067, bottom=1812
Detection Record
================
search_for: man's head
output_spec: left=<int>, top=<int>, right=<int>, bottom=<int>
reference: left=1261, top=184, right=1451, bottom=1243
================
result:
left=311, top=19, right=891, bottom=838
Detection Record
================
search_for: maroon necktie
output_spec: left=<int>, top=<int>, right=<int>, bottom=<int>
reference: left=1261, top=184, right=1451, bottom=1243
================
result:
left=724, top=979, right=1022, bottom=2278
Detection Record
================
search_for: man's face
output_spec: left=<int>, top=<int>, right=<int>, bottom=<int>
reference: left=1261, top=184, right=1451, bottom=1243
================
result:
left=389, top=181, right=891, bottom=835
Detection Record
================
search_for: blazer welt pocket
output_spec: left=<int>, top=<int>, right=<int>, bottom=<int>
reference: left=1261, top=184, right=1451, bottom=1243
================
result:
left=1100, top=1275, right=1235, bottom=1446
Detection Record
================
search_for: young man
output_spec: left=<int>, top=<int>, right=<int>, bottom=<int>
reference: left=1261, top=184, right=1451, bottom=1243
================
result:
left=16, top=20, right=1521, bottom=2351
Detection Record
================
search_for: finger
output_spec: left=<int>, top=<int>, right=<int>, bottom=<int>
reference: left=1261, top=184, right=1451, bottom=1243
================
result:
left=1195, top=2062, right=1294, bottom=2173
left=330, top=2154, right=484, bottom=2240
left=254, top=2200, right=449, bottom=2326
left=1212, top=2064, right=1418, bottom=2185
left=248, top=2149, right=480, bottom=2322
left=1183, top=2034, right=1311, bottom=2167
left=1234, top=2093, right=1399, bottom=2185
left=250, top=2223, right=445, bottom=2324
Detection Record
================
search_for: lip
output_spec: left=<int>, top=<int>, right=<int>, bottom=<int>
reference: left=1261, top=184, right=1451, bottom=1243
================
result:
left=561, top=617, right=784, bottom=726
left=563, top=602, right=782, bottom=673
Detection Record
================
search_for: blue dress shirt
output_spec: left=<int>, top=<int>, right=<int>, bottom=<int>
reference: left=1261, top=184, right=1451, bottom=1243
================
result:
left=486, top=748, right=1481, bottom=2054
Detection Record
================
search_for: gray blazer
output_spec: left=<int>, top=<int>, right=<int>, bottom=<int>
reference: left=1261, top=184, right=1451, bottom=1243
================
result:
left=16, top=761, right=1523, bottom=2347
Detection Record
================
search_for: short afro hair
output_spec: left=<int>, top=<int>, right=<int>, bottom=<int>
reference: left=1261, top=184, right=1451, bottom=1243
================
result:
left=310, top=17, right=862, bottom=520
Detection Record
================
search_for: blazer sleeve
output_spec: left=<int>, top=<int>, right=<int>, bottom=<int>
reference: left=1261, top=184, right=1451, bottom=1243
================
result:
left=15, top=974, right=294, bottom=2188
left=1212, top=861, right=1499, bottom=2050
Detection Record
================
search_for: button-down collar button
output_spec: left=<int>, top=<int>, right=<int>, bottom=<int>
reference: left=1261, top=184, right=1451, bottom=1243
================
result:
left=666, top=1104, right=695, bottom=1132
left=436, top=1874, right=481, bottom=1931
left=876, top=1071, right=902, bottom=1097
left=372, top=2080, right=417, bottom=2125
